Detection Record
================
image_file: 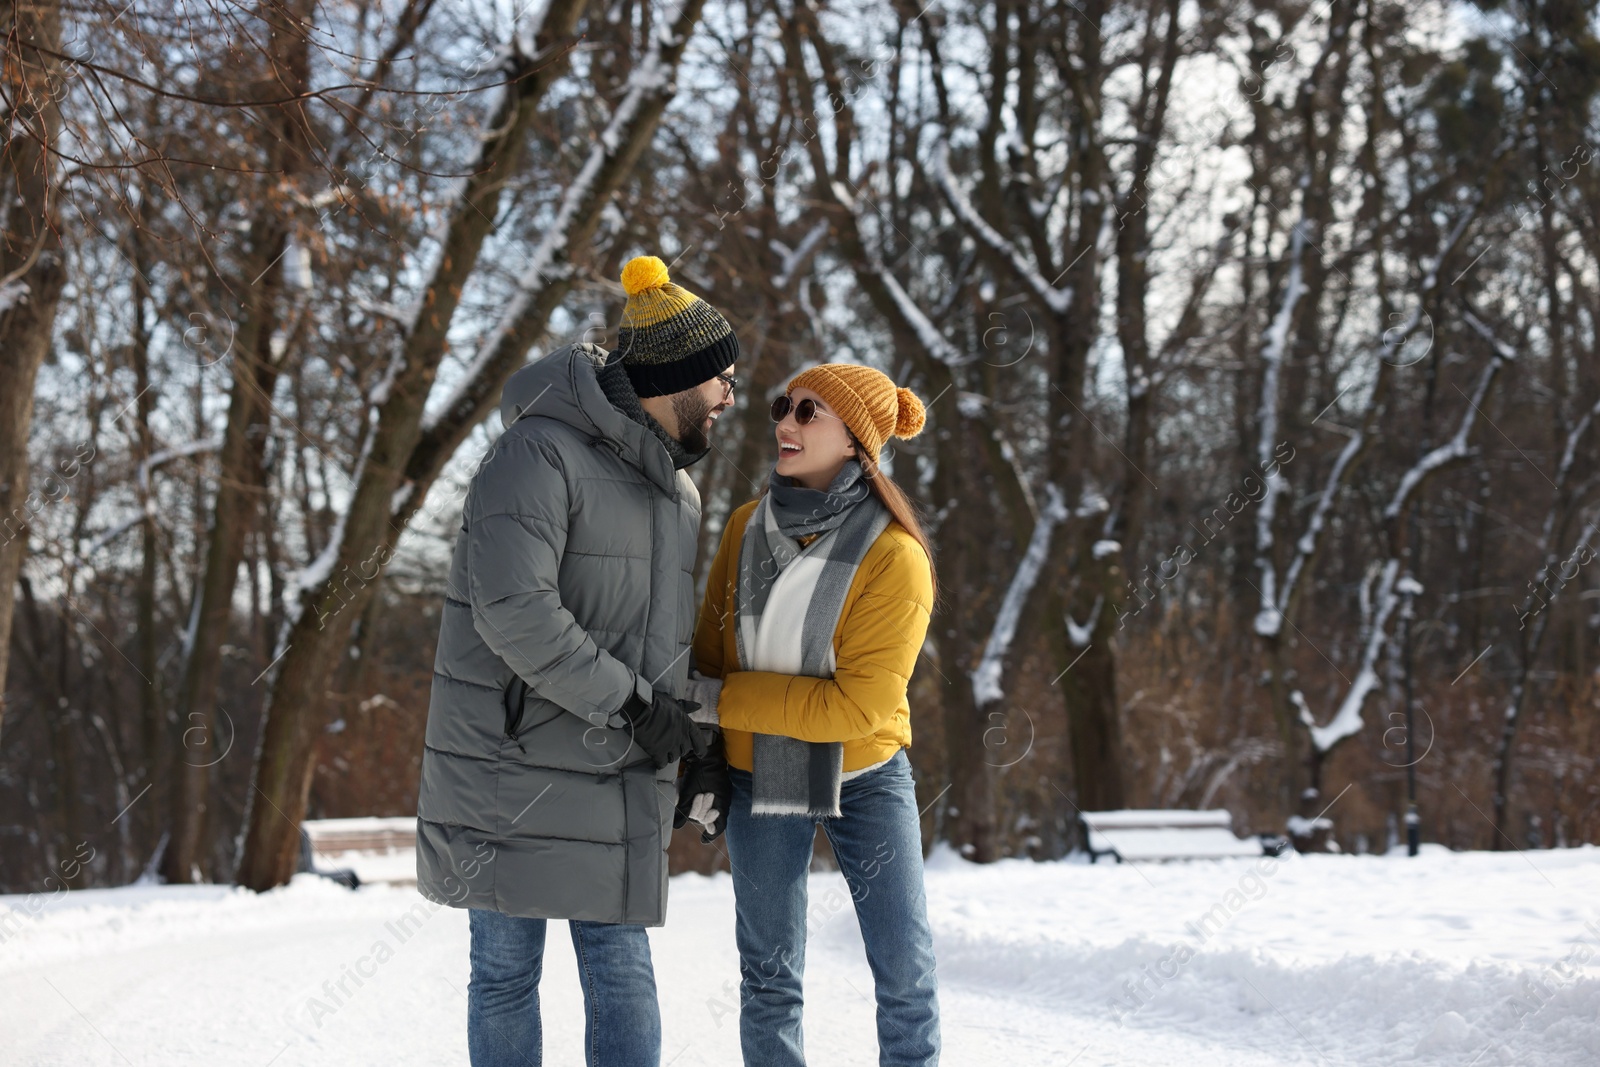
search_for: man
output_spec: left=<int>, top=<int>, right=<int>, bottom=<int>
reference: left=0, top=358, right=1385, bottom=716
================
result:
left=417, top=255, right=736, bottom=1066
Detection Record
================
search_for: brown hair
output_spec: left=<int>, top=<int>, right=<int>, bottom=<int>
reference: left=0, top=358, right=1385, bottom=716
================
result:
left=859, top=450, right=939, bottom=604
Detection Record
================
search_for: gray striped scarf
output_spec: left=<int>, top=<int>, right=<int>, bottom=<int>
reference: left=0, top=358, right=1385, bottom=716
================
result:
left=735, top=460, right=891, bottom=817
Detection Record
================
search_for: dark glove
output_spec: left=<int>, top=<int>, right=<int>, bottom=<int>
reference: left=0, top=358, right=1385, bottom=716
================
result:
left=617, top=687, right=710, bottom=769
left=675, top=727, right=731, bottom=842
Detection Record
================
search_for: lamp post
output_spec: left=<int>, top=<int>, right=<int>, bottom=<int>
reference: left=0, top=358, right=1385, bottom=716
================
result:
left=1398, top=575, right=1422, bottom=857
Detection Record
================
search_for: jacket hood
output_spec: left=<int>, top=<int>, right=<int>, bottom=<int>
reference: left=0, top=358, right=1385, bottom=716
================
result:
left=499, top=342, right=679, bottom=495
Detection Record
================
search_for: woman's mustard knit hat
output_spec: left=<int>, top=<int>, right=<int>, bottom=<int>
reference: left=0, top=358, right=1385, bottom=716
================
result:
left=614, top=255, right=740, bottom=398
left=786, top=363, right=927, bottom=462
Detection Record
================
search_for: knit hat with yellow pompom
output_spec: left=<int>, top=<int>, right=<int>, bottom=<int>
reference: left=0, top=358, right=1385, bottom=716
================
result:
left=613, top=255, right=740, bottom=398
left=786, top=363, right=927, bottom=463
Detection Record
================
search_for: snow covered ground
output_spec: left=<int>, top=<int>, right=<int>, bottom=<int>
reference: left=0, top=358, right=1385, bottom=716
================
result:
left=3, top=845, right=1598, bottom=1066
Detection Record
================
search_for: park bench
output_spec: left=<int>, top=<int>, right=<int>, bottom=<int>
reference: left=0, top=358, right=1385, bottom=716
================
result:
left=297, top=816, right=418, bottom=888
left=1079, top=809, right=1280, bottom=863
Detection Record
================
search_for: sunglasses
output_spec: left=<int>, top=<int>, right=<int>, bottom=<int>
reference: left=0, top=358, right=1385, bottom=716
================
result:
left=770, top=394, right=844, bottom=425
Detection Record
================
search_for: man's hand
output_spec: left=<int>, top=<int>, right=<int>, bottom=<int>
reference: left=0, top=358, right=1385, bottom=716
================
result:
left=616, top=687, right=710, bottom=769
left=674, top=727, right=731, bottom=842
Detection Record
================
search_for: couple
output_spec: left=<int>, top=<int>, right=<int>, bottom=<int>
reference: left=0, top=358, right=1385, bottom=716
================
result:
left=416, top=256, right=941, bottom=1066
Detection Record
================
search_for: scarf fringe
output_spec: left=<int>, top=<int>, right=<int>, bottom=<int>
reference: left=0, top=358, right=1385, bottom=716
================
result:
left=751, top=798, right=844, bottom=819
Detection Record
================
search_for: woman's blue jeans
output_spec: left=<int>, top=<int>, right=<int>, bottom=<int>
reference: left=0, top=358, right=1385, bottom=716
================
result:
left=466, top=908, right=661, bottom=1067
left=724, top=748, right=941, bottom=1066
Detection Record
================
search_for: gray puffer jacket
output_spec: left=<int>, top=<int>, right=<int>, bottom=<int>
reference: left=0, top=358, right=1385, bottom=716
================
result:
left=416, top=342, right=700, bottom=926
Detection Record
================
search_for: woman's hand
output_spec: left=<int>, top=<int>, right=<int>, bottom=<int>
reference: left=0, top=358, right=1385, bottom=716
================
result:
left=684, top=669, right=723, bottom=725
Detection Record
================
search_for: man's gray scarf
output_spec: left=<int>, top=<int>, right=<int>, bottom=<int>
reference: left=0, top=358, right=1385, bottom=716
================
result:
left=735, top=460, right=891, bottom=817
left=594, top=350, right=709, bottom=470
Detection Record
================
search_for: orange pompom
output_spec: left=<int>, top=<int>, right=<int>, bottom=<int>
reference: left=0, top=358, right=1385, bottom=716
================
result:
left=894, top=386, right=926, bottom=437
left=621, top=255, right=671, bottom=296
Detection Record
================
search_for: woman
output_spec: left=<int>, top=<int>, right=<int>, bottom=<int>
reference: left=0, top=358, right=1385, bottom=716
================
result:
left=687, top=363, right=941, bottom=1067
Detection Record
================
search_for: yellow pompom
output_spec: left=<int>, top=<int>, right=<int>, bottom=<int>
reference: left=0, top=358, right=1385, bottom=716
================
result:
left=894, top=386, right=926, bottom=437
left=621, top=255, right=671, bottom=296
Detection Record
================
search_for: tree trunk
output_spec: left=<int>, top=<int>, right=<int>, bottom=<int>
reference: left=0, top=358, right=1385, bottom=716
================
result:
left=160, top=0, right=312, bottom=883
left=1040, top=0, right=1128, bottom=819
left=127, top=211, right=168, bottom=857
left=0, top=0, right=66, bottom=742
left=160, top=239, right=287, bottom=882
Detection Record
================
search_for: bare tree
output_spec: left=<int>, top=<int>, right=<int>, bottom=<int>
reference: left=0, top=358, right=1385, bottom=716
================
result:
left=0, top=0, right=68, bottom=739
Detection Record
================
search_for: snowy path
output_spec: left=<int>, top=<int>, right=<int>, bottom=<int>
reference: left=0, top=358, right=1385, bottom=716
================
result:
left=3, top=846, right=1598, bottom=1065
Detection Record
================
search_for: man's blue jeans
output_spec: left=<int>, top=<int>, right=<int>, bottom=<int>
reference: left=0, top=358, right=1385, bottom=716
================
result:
left=467, top=908, right=661, bottom=1067
left=724, top=748, right=941, bottom=1066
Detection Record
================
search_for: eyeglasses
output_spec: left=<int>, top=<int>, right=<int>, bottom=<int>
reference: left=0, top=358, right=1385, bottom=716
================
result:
left=714, top=373, right=739, bottom=399
left=770, top=394, right=843, bottom=425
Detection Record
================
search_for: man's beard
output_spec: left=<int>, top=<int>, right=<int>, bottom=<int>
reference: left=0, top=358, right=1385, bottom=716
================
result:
left=670, top=390, right=714, bottom=453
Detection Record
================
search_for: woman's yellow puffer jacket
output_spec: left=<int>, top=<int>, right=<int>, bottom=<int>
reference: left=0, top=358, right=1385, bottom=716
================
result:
left=692, top=497, right=934, bottom=773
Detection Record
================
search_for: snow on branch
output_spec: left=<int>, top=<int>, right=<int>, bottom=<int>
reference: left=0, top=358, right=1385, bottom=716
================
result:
left=1519, top=511, right=1600, bottom=634
left=1296, top=333, right=1514, bottom=755
left=1251, top=219, right=1308, bottom=637
left=1259, top=204, right=1484, bottom=640
left=278, top=423, right=378, bottom=648
left=80, top=514, right=146, bottom=558
left=929, top=140, right=1074, bottom=317
left=825, top=163, right=969, bottom=367
left=1294, top=559, right=1402, bottom=753
left=771, top=219, right=829, bottom=291
left=512, top=0, right=554, bottom=58
left=1460, top=308, right=1519, bottom=362
left=136, top=437, right=222, bottom=494
left=351, top=294, right=412, bottom=327
left=1268, top=428, right=1362, bottom=639
left=0, top=279, right=30, bottom=315
left=421, top=18, right=685, bottom=438
left=1554, top=395, right=1600, bottom=490
left=872, top=257, right=970, bottom=367
left=1256, top=223, right=1306, bottom=459
left=971, top=483, right=1069, bottom=708
left=1065, top=596, right=1101, bottom=649
left=1515, top=395, right=1600, bottom=630
left=1382, top=343, right=1511, bottom=522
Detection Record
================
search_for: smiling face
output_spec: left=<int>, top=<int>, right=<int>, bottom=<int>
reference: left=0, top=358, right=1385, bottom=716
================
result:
left=774, top=386, right=858, bottom=489
left=658, top=363, right=735, bottom=452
